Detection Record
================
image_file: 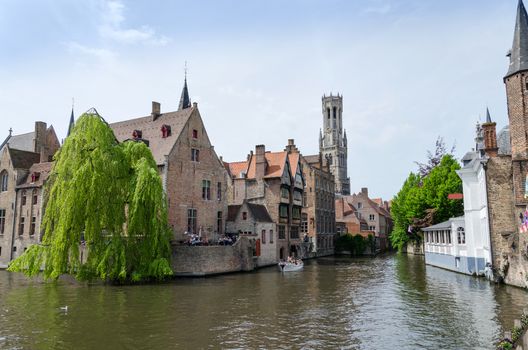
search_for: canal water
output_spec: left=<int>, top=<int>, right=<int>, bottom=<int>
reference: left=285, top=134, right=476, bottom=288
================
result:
left=0, top=254, right=527, bottom=349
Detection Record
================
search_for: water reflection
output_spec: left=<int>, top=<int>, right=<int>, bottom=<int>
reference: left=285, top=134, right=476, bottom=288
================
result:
left=0, top=254, right=527, bottom=349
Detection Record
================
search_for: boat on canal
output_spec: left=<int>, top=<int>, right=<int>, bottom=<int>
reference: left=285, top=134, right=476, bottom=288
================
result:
left=278, top=259, right=303, bottom=272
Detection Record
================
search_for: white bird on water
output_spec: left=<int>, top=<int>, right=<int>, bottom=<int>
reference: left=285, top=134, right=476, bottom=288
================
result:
left=60, top=306, right=68, bottom=312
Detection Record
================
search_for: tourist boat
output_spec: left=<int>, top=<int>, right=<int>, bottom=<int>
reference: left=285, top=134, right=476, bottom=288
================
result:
left=278, top=260, right=303, bottom=272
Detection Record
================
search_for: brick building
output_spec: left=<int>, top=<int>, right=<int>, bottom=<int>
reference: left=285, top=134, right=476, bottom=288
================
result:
left=301, top=152, right=336, bottom=256
left=225, top=142, right=306, bottom=260
left=109, top=78, right=229, bottom=243
left=478, top=0, right=528, bottom=287
left=0, top=122, right=60, bottom=267
left=338, top=188, right=392, bottom=251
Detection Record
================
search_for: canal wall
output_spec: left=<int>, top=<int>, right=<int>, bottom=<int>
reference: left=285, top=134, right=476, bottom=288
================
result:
left=170, top=236, right=257, bottom=276
left=404, top=239, right=424, bottom=255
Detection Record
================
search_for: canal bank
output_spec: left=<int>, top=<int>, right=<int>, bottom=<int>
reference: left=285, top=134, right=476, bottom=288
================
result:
left=1, top=254, right=527, bottom=349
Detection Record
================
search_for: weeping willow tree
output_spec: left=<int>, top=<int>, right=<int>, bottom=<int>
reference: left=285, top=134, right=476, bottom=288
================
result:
left=8, top=110, right=173, bottom=282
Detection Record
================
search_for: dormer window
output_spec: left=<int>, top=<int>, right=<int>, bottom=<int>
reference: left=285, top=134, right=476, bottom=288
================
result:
left=132, top=130, right=142, bottom=139
left=161, top=125, right=171, bottom=138
left=31, top=172, right=40, bottom=183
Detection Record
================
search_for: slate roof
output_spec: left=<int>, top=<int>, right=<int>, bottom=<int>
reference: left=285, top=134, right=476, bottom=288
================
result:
left=109, top=108, right=194, bottom=165
left=9, top=148, right=40, bottom=169
left=227, top=203, right=273, bottom=223
left=178, top=78, right=191, bottom=111
left=17, top=162, right=53, bottom=189
left=422, top=217, right=464, bottom=231
left=303, top=154, right=320, bottom=165
left=506, top=0, right=528, bottom=78
left=6, top=131, right=35, bottom=152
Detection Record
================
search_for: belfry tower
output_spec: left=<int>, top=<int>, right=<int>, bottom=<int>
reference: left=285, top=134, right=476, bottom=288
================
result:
left=319, top=93, right=350, bottom=196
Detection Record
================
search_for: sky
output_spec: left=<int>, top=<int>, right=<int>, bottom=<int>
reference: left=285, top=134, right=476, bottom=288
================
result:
left=0, top=0, right=521, bottom=200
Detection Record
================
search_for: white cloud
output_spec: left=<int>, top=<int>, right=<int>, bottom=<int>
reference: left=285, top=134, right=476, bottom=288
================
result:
left=98, top=0, right=170, bottom=45
left=66, top=41, right=116, bottom=62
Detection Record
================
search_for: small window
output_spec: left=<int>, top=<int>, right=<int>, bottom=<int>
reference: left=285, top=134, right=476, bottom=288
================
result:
left=217, top=182, right=222, bottom=201
left=161, top=125, right=171, bottom=138
left=31, top=172, right=40, bottom=183
left=192, top=129, right=198, bottom=139
left=369, top=214, right=375, bottom=221
left=281, top=187, right=289, bottom=199
left=32, top=189, right=38, bottom=205
left=457, top=227, right=466, bottom=244
left=270, top=230, right=274, bottom=243
left=279, top=205, right=288, bottom=218
left=292, top=207, right=301, bottom=220
left=13, top=246, right=16, bottom=252
left=262, top=230, right=266, bottom=244
left=242, top=212, right=247, bottom=220
left=202, top=180, right=211, bottom=200
left=0, top=171, right=8, bottom=192
left=30, top=217, right=36, bottom=235
left=191, top=148, right=200, bottom=162
left=0, top=209, right=5, bottom=234
left=217, top=211, right=223, bottom=235
left=21, top=190, right=27, bottom=206
left=278, top=225, right=286, bottom=239
left=357, top=202, right=362, bottom=209
left=290, top=226, right=299, bottom=239
left=187, top=208, right=197, bottom=234
left=132, top=130, right=142, bottom=139
left=301, top=213, right=308, bottom=233
left=19, top=217, right=24, bottom=235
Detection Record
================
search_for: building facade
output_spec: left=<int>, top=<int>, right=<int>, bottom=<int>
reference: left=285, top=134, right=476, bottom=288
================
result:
left=225, top=142, right=306, bottom=261
left=109, top=80, right=229, bottom=244
left=0, top=122, right=59, bottom=267
left=319, top=93, right=350, bottom=196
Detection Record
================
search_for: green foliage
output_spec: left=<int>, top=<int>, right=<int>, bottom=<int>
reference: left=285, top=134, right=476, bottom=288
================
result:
left=390, top=154, right=463, bottom=251
left=8, top=112, right=173, bottom=282
left=336, top=234, right=369, bottom=255
left=389, top=172, right=424, bottom=251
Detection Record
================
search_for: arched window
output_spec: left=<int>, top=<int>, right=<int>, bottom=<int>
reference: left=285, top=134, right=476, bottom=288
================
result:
left=0, top=170, right=7, bottom=192
left=457, top=227, right=465, bottom=245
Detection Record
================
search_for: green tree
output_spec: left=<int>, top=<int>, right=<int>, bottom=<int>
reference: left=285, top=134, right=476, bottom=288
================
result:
left=8, top=111, right=173, bottom=282
left=389, top=154, right=463, bottom=251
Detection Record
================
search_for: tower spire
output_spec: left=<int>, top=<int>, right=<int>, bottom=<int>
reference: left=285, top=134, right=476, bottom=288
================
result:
left=506, top=0, right=528, bottom=78
left=178, top=62, right=191, bottom=110
left=486, top=107, right=492, bottom=123
left=67, top=98, right=75, bottom=137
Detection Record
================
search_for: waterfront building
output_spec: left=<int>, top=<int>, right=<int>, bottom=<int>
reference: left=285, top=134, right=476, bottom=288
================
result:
left=109, top=77, right=229, bottom=243
left=422, top=217, right=474, bottom=274
left=478, top=0, right=528, bottom=287
left=339, top=188, right=392, bottom=251
left=335, top=197, right=370, bottom=236
left=226, top=201, right=276, bottom=266
left=319, top=93, right=350, bottom=196
left=297, top=148, right=336, bottom=256
left=452, top=118, right=494, bottom=277
left=224, top=141, right=306, bottom=260
left=0, top=122, right=60, bottom=267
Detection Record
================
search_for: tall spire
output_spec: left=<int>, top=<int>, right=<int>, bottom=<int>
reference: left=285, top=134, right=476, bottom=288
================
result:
left=486, top=107, right=492, bottom=123
left=506, top=0, right=528, bottom=78
left=67, top=100, right=75, bottom=137
left=178, top=63, right=191, bottom=110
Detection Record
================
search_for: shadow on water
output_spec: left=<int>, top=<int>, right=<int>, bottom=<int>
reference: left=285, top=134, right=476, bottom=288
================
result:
left=1, top=254, right=528, bottom=349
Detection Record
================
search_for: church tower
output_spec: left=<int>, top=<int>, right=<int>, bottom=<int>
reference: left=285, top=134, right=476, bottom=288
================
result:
left=319, top=93, right=350, bottom=196
left=505, top=0, right=528, bottom=204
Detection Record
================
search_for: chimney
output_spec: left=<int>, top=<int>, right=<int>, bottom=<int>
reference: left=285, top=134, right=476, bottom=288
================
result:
left=34, top=121, right=47, bottom=155
left=193, top=102, right=198, bottom=108
left=335, top=197, right=344, bottom=219
left=151, top=101, right=161, bottom=121
left=285, top=138, right=298, bottom=153
left=255, top=145, right=266, bottom=179
left=482, top=121, right=498, bottom=157
left=361, top=187, right=368, bottom=197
